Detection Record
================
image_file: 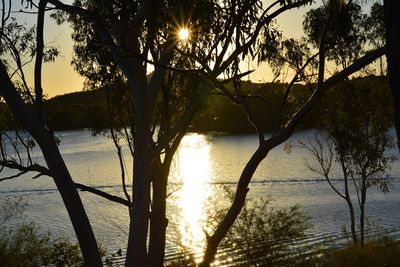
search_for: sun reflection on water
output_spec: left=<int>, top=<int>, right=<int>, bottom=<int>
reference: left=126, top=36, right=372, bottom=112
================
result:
left=174, top=133, right=214, bottom=260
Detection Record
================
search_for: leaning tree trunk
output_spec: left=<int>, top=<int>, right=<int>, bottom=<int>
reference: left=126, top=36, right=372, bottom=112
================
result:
left=384, top=0, right=400, bottom=151
left=199, top=135, right=290, bottom=266
left=199, top=47, right=386, bottom=267
left=40, top=135, right=103, bottom=266
left=0, top=62, right=103, bottom=266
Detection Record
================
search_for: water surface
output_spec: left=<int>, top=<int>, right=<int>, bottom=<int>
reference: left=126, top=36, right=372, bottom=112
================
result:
left=1, top=129, right=399, bottom=265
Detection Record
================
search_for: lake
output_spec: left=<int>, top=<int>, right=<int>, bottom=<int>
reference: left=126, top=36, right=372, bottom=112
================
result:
left=1, top=129, right=400, bottom=265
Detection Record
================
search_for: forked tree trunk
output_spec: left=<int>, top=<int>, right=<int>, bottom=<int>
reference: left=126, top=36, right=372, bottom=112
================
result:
left=147, top=98, right=200, bottom=266
left=340, top=155, right=358, bottom=244
left=0, top=62, right=103, bottom=266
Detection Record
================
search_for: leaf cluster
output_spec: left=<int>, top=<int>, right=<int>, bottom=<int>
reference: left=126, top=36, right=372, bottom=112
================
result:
left=0, top=198, right=90, bottom=267
left=223, top=198, right=312, bottom=266
left=303, top=1, right=367, bottom=66
left=0, top=18, right=36, bottom=71
left=363, top=2, right=385, bottom=48
left=317, top=237, right=400, bottom=267
left=321, top=77, right=395, bottom=193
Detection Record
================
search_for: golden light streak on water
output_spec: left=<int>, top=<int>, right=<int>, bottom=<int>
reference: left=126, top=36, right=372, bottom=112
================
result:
left=175, top=133, right=215, bottom=264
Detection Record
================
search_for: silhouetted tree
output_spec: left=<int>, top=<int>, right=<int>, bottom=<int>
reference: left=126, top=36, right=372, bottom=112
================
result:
left=303, top=1, right=366, bottom=68
left=200, top=1, right=386, bottom=265
left=300, top=78, right=395, bottom=246
left=0, top=2, right=103, bottom=265
left=295, top=1, right=394, bottom=246
left=0, top=1, right=388, bottom=266
left=364, top=3, right=385, bottom=74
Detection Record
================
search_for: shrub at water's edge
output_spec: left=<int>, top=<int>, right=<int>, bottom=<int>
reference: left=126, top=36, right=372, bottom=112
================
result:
left=316, top=237, right=400, bottom=267
left=167, top=197, right=313, bottom=266
left=0, top=197, right=108, bottom=267
left=221, top=198, right=312, bottom=266
left=166, top=194, right=400, bottom=267
left=3, top=197, right=399, bottom=266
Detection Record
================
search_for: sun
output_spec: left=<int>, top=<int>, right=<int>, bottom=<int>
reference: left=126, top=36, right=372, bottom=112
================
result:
left=178, top=28, right=190, bottom=40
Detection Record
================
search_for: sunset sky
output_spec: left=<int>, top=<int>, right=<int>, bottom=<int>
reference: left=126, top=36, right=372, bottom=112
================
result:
left=13, top=0, right=379, bottom=98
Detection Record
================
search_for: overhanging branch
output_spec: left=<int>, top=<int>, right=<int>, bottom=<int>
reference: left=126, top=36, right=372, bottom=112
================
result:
left=0, top=159, right=131, bottom=207
left=200, top=44, right=386, bottom=266
left=75, top=183, right=131, bottom=207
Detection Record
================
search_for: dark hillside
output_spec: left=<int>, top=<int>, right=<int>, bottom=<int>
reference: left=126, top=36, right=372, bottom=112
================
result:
left=44, top=89, right=108, bottom=130
left=1, top=76, right=392, bottom=132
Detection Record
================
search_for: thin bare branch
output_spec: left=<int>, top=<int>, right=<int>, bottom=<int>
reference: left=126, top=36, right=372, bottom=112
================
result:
left=0, top=170, right=28, bottom=181
left=75, top=183, right=130, bottom=207
left=34, top=0, right=47, bottom=121
left=110, top=128, right=132, bottom=207
left=278, top=52, right=319, bottom=126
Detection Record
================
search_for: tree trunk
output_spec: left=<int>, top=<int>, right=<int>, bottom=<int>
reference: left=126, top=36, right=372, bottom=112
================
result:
left=340, top=154, right=358, bottom=244
left=384, top=0, right=400, bottom=151
left=147, top=119, right=191, bottom=267
left=41, top=137, right=103, bottom=266
left=346, top=197, right=358, bottom=244
left=148, top=158, right=168, bottom=267
left=200, top=138, right=284, bottom=267
left=360, top=201, right=365, bottom=246
left=360, top=177, right=367, bottom=247
left=199, top=47, right=386, bottom=266
left=125, top=128, right=152, bottom=266
left=0, top=62, right=103, bottom=266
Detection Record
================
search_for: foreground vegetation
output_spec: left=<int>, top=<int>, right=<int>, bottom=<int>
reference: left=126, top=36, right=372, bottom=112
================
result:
left=0, top=198, right=86, bottom=266
left=2, top=197, right=399, bottom=267
left=317, top=238, right=400, bottom=267
left=167, top=196, right=400, bottom=267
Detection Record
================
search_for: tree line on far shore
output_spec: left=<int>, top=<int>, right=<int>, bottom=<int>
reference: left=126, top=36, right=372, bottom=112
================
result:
left=0, top=75, right=392, bottom=133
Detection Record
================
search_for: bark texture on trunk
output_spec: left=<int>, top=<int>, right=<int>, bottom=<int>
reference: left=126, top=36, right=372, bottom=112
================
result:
left=125, top=130, right=152, bottom=266
left=360, top=204, right=365, bottom=246
left=384, top=0, right=400, bottom=151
